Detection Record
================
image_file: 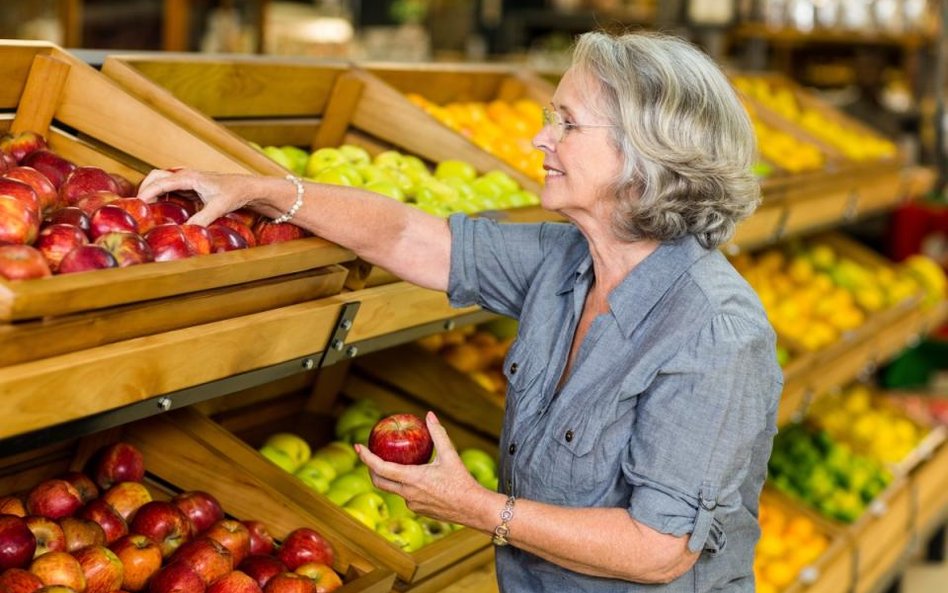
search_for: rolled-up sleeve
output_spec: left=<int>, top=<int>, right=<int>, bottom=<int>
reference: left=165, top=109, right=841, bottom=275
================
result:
left=622, top=313, right=781, bottom=553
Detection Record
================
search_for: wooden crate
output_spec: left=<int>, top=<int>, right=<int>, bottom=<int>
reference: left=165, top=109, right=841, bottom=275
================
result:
left=0, top=415, right=395, bottom=593
left=178, top=372, right=497, bottom=586
left=0, top=41, right=354, bottom=322
left=910, top=438, right=948, bottom=536
left=850, top=478, right=912, bottom=593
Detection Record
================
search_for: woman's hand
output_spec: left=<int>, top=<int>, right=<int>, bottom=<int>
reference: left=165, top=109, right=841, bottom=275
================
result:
left=355, top=412, right=492, bottom=526
left=136, top=168, right=260, bottom=226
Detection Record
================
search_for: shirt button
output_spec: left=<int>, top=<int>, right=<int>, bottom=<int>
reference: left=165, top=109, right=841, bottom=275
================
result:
left=508, top=443, right=517, bottom=455
left=565, top=430, right=574, bottom=443
left=505, top=479, right=512, bottom=493
left=509, top=362, right=518, bottom=374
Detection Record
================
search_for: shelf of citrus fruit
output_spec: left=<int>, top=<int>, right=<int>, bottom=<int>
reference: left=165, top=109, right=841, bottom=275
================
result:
left=755, top=496, right=836, bottom=593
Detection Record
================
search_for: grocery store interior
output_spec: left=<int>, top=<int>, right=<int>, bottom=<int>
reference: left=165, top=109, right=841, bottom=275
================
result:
left=0, top=1, right=947, bottom=593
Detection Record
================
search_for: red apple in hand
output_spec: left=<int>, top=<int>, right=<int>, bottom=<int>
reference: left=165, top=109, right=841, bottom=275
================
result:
left=0, top=568, right=44, bottom=593
left=22, top=150, right=76, bottom=189
left=170, top=492, right=223, bottom=538
left=0, top=195, right=40, bottom=246
left=367, top=413, right=433, bottom=465
left=206, top=571, right=260, bottom=593
left=128, top=502, right=190, bottom=558
left=73, top=545, right=124, bottom=593
left=24, top=516, right=66, bottom=557
left=275, top=529, right=334, bottom=571
left=156, top=193, right=201, bottom=218
left=35, top=225, right=88, bottom=273
left=109, top=534, right=162, bottom=593
left=4, top=167, right=57, bottom=214
left=43, top=207, right=91, bottom=237
left=261, top=573, right=312, bottom=593
left=148, top=562, right=205, bottom=593
left=203, top=520, right=249, bottom=566
left=0, top=515, right=37, bottom=569
left=0, top=496, right=27, bottom=517
left=236, top=556, right=285, bottom=590
left=0, top=245, right=51, bottom=280
left=293, top=564, right=341, bottom=593
left=148, top=202, right=190, bottom=226
left=58, top=244, right=119, bottom=274
left=60, top=167, right=120, bottom=206
left=57, top=472, right=99, bottom=505
left=29, top=551, right=85, bottom=591
left=77, top=499, right=128, bottom=545
left=91, top=443, right=146, bottom=490
left=59, top=517, right=106, bottom=552
left=168, top=538, right=232, bottom=586
left=101, top=482, right=152, bottom=523
left=26, top=480, right=82, bottom=520
left=241, top=521, right=274, bottom=556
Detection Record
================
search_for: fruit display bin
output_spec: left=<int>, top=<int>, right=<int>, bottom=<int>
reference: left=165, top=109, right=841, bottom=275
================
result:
left=0, top=413, right=396, bottom=593
left=168, top=373, right=498, bottom=589
left=0, top=41, right=354, bottom=324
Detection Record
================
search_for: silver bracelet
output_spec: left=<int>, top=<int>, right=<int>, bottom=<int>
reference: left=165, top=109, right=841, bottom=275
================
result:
left=271, top=174, right=304, bottom=224
left=491, top=495, right=516, bottom=546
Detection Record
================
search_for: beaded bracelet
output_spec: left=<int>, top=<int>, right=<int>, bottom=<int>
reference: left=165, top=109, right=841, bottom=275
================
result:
left=491, top=495, right=516, bottom=546
left=272, top=174, right=305, bottom=224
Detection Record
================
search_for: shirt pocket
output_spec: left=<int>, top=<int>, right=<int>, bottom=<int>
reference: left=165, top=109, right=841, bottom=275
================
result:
left=502, top=337, right=544, bottom=398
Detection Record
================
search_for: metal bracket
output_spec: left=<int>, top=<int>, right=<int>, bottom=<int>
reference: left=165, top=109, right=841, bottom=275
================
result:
left=317, top=301, right=361, bottom=368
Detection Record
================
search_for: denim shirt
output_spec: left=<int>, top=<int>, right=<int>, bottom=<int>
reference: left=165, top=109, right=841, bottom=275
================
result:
left=446, top=214, right=783, bottom=592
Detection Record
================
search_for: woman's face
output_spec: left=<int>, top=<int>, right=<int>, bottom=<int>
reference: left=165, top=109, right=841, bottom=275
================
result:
left=533, top=67, right=624, bottom=218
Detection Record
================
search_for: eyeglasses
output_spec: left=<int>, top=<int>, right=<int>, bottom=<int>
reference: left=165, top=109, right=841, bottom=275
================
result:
left=541, top=107, right=616, bottom=143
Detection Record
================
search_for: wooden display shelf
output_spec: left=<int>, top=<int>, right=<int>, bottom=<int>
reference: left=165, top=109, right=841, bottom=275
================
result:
left=0, top=415, right=395, bottom=593
left=173, top=371, right=497, bottom=587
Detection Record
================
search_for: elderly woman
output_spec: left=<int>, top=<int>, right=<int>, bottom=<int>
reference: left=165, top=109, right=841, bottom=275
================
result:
left=138, top=31, right=782, bottom=591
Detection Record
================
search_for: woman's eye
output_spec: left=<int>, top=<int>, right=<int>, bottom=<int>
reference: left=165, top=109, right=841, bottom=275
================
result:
left=564, top=121, right=578, bottom=131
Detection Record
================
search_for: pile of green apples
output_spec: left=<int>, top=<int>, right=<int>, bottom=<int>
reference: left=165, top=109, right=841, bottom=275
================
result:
left=257, top=399, right=499, bottom=553
left=258, top=143, right=540, bottom=216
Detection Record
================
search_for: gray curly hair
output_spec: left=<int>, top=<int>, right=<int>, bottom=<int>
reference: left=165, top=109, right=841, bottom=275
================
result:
left=572, top=31, right=760, bottom=249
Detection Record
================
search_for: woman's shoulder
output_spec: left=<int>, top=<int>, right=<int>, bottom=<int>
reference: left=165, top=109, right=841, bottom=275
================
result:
left=679, top=250, right=772, bottom=331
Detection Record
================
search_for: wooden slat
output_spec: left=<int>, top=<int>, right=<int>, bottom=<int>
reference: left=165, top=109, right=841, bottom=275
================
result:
left=0, top=42, right=52, bottom=109
left=313, top=73, right=366, bottom=149
left=11, top=54, right=71, bottom=136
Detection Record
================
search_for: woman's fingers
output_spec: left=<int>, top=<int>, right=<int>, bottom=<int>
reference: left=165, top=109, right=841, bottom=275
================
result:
left=137, top=168, right=194, bottom=203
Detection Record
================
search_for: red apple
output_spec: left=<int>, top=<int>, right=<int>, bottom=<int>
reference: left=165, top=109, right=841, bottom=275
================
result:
left=0, top=132, right=47, bottom=164
left=236, top=556, right=285, bottom=590
left=0, top=496, right=27, bottom=517
left=90, top=205, right=139, bottom=240
left=169, top=492, right=223, bottom=538
left=148, top=563, right=204, bottom=593
left=156, top=194, right=201, bottom=218
left=77, top=500, right=128, bottom=546
left=128, top=502, right=190, bottom=559
left=59, top=517, right=106, bottom=552
left=367, top=413, right=433, bottom=465
left=0, top=195, right=39, bottom=246
left=168, top=539, right=231, bottom=586
left=60, top=167, right=120, bottom=206
left=0, top=178, right=41, bottom=219
left=275, top=529, right=333, bottom=571
left=0, top=515, right=37, bottom=569
left=100, top=483, right=152, bottom=523
left=24, top=516, right=66, bottom=557
left=73, top=545, right=124, bottom=593
left=95, top=232, right=153, bottom=268
left=26, top=480, right=82, bottom=520
left=203, top=520, right=249, bottom=567
left=0, top=245, right=51, bottom=280
left=252, top=222, right=307, bottom=246
left=74, top=192, right=120, bottom=217
left=147, top=203, right=190, bottom=227
left=108, top=534, right=161, bottom=593
left=0, top=151, right=17, bottom=173
left=21, top=150, right=76, bottom=189
left=0, top=568, right=44, bottom=593
left=240, top=522, right=273, bottom=557
left=56, top=472, right=99, bottom=505
left=29, top=551, right=85, bottom=591
left=292, top=564, right=340, bottom=593
left=42, top=207, right=91, bottom=237
left=4, top=168, right=57, bottom=214
left=144, top=225, right=194, bottom=262
left=35, top=224, right=88, bottom=273
left=179, top=225, right=211, bottom=256
left=110, top=175, right=137, bottom=198
left=210, top=217, right=255, bottom=248
left=110, top=199, right=154, bottom=235
left=35, top=586, right=78, bottom=593
left=91, top=443, right=146, bottom=490
left=261, top=574, right=312, bottom=593
left=229, top=210, right=258, bottom=228
left=205, top=571, right=260, bottom=593
left=207, top=226, right=248, bottom=253
left=58, top=245, right=118, bottom=274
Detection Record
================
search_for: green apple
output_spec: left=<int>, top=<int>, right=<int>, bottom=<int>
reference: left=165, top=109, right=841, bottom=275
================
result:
left=365, top=180, right=407, bottom=202
left=435, top=160, right=477, bottom=182
left=258, top=445, right=300, bottom=473
left=414, top=179, right=460, bottom=207
left=355, top=163, right=394, bottom=185
left=417, top=516, right=453, bottom=544
left=294, top=457, right=338, bottom=493
left=344, top=492, right=389, bottom=529
left=305, top=147, right=348, bottom=177
left=312, top=441, right=358, bottom=475
left=280, top=145, right=310, bottom=176
left=263, top=433, right=311, bottom=467
left=379, top=491, right=415, bottom=519
left=373, top=150, right=407, bottom=170
left=339, top=144, right=371, bottom=165
left=402, top=155, right=429, bottom=177
left=313, top=164, right=362, bottom=187
left=506, top=190, right=540, bottom=207
left=335, top=401, right=383, bottom=440
left=459, top=448, right=497, bottom=486
left=481, top=170, right=520, bottom=193
left=345, top=507, right=376, bottom=529
left=263, top=146, right=296, bottom=171
left=440, top=176, right=476, bottom=201
left=471, top=176, right=506, bottom=201
left=376, top=517, right=426, bottom=552
left=325, top=470, right=374, bottom=505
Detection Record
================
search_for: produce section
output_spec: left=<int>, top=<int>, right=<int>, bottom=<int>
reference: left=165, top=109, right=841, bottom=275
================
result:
left=0, top=38, right=946, bottom=593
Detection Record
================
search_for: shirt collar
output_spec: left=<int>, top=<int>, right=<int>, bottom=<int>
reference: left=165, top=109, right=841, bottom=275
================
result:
left=556, top=253, right=593, bottom=295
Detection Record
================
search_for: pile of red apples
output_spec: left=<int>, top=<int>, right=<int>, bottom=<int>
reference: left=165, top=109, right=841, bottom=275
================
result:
left=0, top=132, right=309, bottom=281
left=0, top=441, right=343, bottom=593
